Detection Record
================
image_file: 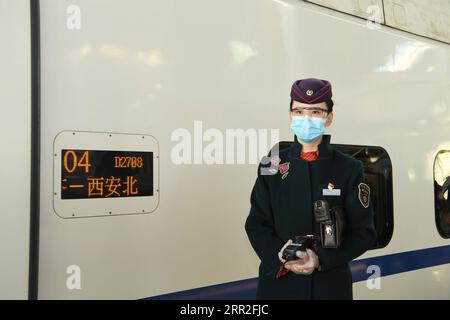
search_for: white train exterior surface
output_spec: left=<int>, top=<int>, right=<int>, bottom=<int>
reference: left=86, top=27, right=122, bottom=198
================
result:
left=1, top=0, right=449, bottom=299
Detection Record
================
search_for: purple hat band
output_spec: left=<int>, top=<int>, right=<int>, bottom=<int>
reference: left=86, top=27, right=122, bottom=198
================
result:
left=290, top=78, right=332, bottom=104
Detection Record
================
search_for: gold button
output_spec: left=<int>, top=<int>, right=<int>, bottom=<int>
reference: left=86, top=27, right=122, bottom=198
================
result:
left=306, top=89, right=314, bottom=96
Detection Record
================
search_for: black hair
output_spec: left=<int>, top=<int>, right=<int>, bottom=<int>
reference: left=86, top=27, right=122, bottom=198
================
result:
left=290, top=98, right=334, bottom=113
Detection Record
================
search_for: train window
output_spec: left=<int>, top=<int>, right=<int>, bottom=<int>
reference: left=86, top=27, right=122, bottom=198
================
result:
left=332, top=144, right=394, bottom=249
left=433, top=150, right=450, bottom=238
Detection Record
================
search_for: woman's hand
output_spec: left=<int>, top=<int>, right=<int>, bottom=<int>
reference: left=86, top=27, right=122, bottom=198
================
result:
left=284, top=249, right=319, bottom=275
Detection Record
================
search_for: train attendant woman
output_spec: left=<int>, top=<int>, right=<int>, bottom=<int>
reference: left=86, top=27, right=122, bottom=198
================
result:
left=245, top=78, right=377, bottom=299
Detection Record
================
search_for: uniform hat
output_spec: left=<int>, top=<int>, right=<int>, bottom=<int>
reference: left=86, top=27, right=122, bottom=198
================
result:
left=290, top=78, right=332, bottom=104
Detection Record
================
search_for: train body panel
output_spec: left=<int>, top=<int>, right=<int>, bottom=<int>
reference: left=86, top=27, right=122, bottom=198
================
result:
left=0, top=0, right=31, bottom=299
left=1, top=0, right=449, bottom=299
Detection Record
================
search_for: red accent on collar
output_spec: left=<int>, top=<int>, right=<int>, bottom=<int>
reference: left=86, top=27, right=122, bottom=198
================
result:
left=300, top=151, right=319, bottom=161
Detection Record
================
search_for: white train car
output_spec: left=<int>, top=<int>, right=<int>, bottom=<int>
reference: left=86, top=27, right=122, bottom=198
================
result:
left=1, top=0, right=449, bottom=299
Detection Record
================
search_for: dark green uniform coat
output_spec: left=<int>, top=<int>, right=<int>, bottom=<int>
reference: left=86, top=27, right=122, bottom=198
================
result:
left=245, top=134, right=377, bottom=300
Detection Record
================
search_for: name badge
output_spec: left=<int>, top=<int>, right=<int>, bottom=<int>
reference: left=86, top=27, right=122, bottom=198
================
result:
left=322, top=189, right=341, bottom=196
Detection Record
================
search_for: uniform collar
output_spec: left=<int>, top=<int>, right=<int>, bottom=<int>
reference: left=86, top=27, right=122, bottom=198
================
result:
left=288, top=134, right=333, bottom=160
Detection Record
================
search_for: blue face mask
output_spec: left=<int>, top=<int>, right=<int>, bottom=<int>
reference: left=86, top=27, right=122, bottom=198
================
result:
left=290, top=116, right=326, bottom=143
